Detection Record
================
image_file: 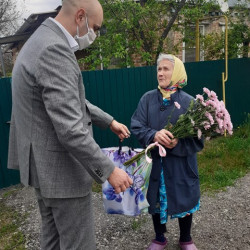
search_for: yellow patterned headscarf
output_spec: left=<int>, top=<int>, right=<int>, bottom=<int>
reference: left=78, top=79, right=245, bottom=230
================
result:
left=158, top=55, right=187, bottom=100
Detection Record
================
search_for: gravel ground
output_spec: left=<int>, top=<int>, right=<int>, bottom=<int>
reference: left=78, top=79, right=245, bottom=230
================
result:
left=1, top=173, right=250, bottom=250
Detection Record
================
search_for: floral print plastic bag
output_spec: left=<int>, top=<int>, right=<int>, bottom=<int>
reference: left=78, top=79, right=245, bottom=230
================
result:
left=102, top=146, right=152, bottom=216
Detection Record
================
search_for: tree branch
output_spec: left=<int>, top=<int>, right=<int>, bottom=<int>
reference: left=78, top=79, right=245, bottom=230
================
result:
left=155, top=0, right=187, bottom=63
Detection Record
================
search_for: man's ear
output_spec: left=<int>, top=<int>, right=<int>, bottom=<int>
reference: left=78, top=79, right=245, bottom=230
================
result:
left=75, top=8, right=86, bottom=24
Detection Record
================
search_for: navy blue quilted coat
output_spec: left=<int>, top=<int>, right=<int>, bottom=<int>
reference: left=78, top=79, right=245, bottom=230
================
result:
left=131, top=89, right=204, bottom=215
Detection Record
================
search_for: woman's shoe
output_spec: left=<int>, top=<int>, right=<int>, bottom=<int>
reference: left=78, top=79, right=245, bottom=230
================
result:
left=179, top=241, right=198, bottom=250
left=147, top=239, right=168, bottom=250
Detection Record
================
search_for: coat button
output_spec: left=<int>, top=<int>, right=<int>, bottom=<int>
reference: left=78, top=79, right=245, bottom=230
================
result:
left=160, top=106, right=165, bottom=111
left=88, top=121, right=92, bottom=126
left=95, top=169, right=103, bottom=177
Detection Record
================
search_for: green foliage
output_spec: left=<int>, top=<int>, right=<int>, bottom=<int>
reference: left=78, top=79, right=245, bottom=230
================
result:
left=180, top=0, right=219, bottom=23
left=200, top=32, right=225, bottom=60
left=199, top=0, right=250, bottom=60
left=81, top=0, right=219, bottom=69
left=198, top=119, right=250, bottom=193
left=200, top=22, right=250, bottom=60
left=228, top=22, right=250, bottom=58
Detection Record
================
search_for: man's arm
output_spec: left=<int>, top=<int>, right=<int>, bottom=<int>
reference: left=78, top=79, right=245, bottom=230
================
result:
left=36, top=44, right=132, bottom=191
left=85, top=99, right=130, bottom=141
left=85, top=99, right=113, bottom=129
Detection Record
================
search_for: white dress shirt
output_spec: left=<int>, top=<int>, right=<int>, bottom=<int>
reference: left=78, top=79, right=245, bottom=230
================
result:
left=49, top=17, right=79, bottom=52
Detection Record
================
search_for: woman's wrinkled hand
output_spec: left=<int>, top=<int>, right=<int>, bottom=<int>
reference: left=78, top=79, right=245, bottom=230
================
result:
left=153, top=129, right=178, bottom=149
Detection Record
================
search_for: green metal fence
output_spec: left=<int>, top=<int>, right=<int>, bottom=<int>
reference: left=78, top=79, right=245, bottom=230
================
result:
left=0, top=58, right=249, bottom=188
left=0, top=78, right=20, bottom=188
left=83, top=58, right=250, bottom=148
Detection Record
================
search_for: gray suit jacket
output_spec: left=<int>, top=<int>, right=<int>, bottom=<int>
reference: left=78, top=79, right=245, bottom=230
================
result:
left=8, top=18, right=115, bottom=198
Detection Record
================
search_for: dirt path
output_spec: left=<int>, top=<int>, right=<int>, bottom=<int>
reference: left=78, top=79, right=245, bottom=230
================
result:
left=1, top=173, right=250, bottom=250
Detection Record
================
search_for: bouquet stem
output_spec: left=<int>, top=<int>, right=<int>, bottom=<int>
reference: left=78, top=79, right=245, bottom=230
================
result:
left=123, top=150, right=146, bottom=166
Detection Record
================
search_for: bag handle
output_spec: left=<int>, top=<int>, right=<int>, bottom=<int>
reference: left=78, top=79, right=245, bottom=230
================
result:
left=118, top=140, right=122, bottom=155
left=118, top=139, right=133, bottom=156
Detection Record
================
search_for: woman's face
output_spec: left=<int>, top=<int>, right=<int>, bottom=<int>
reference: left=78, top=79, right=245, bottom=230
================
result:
left=157, top=59, right=174, bottom=88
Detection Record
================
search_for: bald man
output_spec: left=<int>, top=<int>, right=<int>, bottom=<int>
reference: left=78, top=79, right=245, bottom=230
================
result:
left=8, top=0, right=133, bottom=249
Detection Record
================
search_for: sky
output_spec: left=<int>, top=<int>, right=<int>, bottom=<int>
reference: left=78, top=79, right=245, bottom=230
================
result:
left=18, top=0, right=62, bottom=23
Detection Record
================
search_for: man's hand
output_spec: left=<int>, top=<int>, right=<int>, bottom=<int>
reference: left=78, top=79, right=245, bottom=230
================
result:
left=153, top=129, right=178, bottom=149
left=110, top=120, right=130, bottom=141
left=108, top=167, right=133, bottom=193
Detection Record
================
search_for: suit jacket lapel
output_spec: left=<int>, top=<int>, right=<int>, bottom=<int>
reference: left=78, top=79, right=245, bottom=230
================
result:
left=41, top=18, right=72, bottom=50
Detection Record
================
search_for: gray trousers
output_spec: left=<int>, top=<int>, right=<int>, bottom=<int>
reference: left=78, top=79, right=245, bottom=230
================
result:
left=35, top=189, right=96, bottom=250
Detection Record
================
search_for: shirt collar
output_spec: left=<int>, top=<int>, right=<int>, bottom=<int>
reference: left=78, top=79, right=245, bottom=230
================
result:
left=49, top=17, right=79, bottom=52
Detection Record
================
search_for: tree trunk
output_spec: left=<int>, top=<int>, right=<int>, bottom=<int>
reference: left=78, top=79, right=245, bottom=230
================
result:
left=242, top=41, right=249, bottom=58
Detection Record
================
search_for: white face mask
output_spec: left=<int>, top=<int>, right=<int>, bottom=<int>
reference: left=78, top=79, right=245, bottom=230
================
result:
left=74, top=16, right=96, bottom=50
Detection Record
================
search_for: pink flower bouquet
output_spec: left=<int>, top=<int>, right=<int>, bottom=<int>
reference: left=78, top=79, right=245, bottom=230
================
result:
left=124, top=87, right=233, bottom=166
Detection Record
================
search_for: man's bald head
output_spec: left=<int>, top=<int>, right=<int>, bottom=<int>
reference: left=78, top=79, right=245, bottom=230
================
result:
left=55, top=0, right=103, bottom=37
left=61, top=0, right=102, bottom=17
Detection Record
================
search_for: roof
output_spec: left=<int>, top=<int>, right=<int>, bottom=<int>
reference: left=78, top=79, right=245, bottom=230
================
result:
left=0, top=6, right=61, bottom=52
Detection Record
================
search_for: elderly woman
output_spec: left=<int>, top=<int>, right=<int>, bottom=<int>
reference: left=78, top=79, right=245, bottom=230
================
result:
left=130, top=54, right=204, bottom=250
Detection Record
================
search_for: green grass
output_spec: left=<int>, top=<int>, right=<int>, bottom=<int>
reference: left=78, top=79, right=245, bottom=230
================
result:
left=198, top=120, right=250, bottom=193
left=131, top=217, right=147, bottom=230
left=0, top=201, right=26, bottom=250
left=2, top=189, right=19, bottom=199
left=92, top=181, right=103, bottom=193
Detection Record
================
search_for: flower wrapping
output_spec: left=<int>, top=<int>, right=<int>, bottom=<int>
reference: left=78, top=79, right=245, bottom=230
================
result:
left=102, top=146, right=152, bottom=216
